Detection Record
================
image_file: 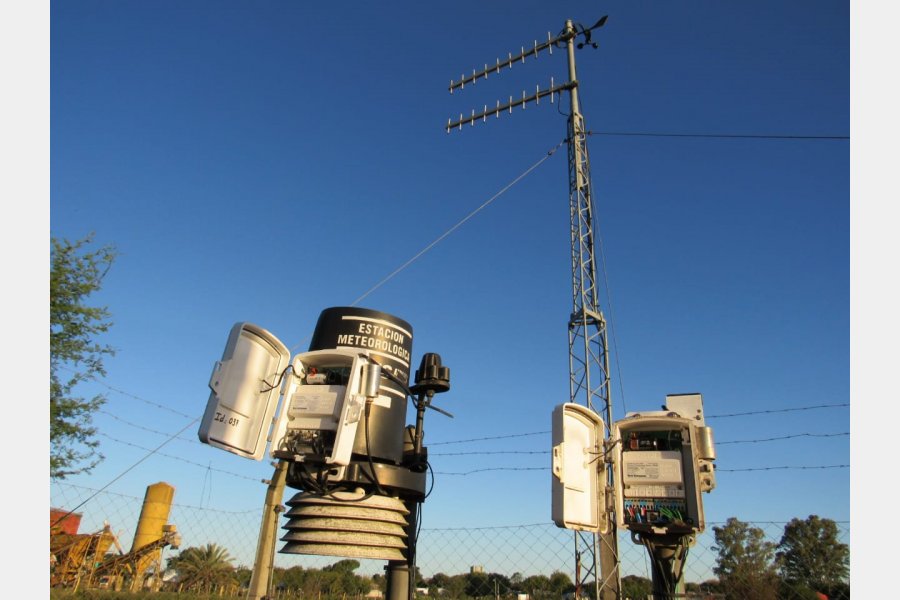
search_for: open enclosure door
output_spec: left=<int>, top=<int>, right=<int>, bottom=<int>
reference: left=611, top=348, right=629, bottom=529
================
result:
left=551, top=403, right=608, bottom=533
left=198, top=323, right=290, bottom=460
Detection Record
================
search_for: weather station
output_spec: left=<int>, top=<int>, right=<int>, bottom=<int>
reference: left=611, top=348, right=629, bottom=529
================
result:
left=552, top=394, right=717, bottom=600
left=199, top=306, right=452, bottom=600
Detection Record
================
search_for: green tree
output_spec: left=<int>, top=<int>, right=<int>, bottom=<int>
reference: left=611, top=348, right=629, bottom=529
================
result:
left=166, top=543, right=236, bottom=593
left=521, top=574, right=551, bottom=600
left=50, top=234, right=117, bottom=478
left=712, top=517, right=779, bottom=600
left=548, top=571, right=574, bottom=597
left=324, top=558, right=362, bottom=573
left=429, top=572, right=452, bottom=596
left=235, top=566, right=253, bottom=587
left=273, top=565, right=305, bottom=591
left=620, top=575, right=652, bottom=599
left=776, top=515, right=850, bottom=599
left=373, top=572, right=387, bottom=592
left=442, top=573, right=468, bottom=599
left=465, top=571, right=490, bottom=598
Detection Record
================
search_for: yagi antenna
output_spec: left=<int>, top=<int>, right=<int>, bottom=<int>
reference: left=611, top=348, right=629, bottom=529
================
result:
left=445, top=16, right=607, bottom=133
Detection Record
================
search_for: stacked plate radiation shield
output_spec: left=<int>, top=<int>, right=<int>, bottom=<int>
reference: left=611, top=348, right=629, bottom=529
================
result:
left=281, top=491, right=410, bottom=560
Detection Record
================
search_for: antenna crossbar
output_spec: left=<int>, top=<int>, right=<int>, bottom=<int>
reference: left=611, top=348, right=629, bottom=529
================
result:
left=446, top=81, right=575, bottom=132
left=448, top=31, right=569, bottom=93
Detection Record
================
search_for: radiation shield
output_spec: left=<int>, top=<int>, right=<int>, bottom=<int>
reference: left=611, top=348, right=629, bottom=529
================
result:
left=198, top=322, right=291, bottom=460
left=551, top=403, right=608, bottom=533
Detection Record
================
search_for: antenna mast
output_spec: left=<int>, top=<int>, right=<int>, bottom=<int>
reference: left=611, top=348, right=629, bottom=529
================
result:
left=446, top=17, right=619, bottom=600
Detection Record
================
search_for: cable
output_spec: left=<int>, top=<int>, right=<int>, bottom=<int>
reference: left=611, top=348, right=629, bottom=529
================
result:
left=429, top=420, right=847, bottom=447
left=260, top=365, right=293, bottom=393
left=708, top=403, right=848, bottom=419
left=98, top=409, right=201, bottom=445
left=434, top=467, right=549, bottom=476
left=718, top=464, right=848, bottom=472
left=432, top=464, right=847, bottom=476
left=58, top=365, right=195, bottom=420
left=586, top=130, right=849, bottom=141
left=596, top=227, right=628, bottom=416
left=430, top=450, right=547, bottom=456
left=424, top=461, right=435, bottom=499
left=429, top=431, right=550, bottom=446
left=98, top=433, right=259, bottom=482
left=717, top=432, right=849, bottom=445
left=347, top=140, right=564, bottom=308
left=287, top=140, right=566, bottom=353
left=50, top=416, right=201, bottom=528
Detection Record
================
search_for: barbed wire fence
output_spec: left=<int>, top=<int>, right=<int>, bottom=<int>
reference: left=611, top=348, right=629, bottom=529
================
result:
left=50, top=480, right=848, bottom=598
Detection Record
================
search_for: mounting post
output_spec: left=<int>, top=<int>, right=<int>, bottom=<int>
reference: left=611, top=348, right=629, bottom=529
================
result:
left=247, top=460, right=288, bottom=600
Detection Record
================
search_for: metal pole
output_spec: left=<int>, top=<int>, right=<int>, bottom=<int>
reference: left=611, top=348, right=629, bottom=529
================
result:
left=385, top=562, right=410, bottom=600
left=248, top=460, right=289, bottom=600
left=386, top=499, right=419, bottom=600
left=639, top=533, right=691, bottom=600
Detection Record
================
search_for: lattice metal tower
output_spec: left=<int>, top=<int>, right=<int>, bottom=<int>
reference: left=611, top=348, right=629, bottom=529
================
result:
left=446, top=17, right=619, bottom=600
left=562, top=20, right=619, bottom=600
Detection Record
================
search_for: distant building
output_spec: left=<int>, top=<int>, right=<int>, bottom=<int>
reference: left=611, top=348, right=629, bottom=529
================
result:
left=470, top=566, right=484, bottom=574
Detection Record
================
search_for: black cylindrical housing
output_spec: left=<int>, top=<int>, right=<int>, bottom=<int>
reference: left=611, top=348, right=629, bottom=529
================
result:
left=308, top=307, right=413, bottom=464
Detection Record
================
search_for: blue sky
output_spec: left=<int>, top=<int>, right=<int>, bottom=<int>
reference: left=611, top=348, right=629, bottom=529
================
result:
left=37, top=0, right=859, bottom=581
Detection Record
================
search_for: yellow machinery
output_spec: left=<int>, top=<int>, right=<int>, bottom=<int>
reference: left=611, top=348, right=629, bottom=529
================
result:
left=91, top=524, right=182, bottom=591
left=49, top=524, right=117, bottom=588
left=127, top=482, right=176, bottom=590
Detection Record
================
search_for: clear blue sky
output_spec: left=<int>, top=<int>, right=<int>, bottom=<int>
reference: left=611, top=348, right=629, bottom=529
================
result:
left=40, top=0, right=857, bottom=580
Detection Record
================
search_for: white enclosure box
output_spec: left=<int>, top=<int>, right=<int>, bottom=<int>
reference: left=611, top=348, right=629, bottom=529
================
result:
left=269, top=348, right=382, bottom=468
left=198, top=323, right=291, bottom=460
left=551, top=403, right=608, bottom=533
left=612, top=414, right=707, bottom=534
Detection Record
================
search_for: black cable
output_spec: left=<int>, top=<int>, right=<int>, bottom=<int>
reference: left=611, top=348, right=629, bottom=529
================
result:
left=586, top=130, right=849, bottom=141
left=708, top=403, right=848, bottom=418
left=424, top=461, right=435, bottom=500
left=429, top=431, right=550, bottom=446
left=260, top=365, right=293, bottom=393
left=380, top=367, right=416, bottom=405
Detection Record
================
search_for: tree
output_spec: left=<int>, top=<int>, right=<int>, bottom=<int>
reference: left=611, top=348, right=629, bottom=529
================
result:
left=776, top=515, right=849, bottom=599
left=324, top=559, right=362, bottom=573
left=620, top=575, right=652, bottom=600
left=521, top=575, right=551, bottom=600
left=442, top=573, right=468, bottom=599
left=50, top=234, right=117, bottom=478
left=510, top=572, right=524, bottom=588
left=712, top=517, right=779, bottom=600
left=465, top=571, right=490, bottom=598
left=429, top=572, right=452, bottom=596
left=166, top=543, right=236, bottom=593
left=548, top=571, right=574, bottom=597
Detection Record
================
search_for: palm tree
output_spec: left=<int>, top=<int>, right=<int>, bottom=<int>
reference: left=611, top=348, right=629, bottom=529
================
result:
left=166, top=543, right=236, bottom=593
